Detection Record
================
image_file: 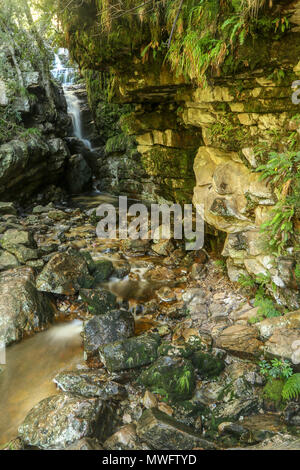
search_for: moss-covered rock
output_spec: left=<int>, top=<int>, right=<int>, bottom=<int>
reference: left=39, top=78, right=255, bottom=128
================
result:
left=139, top=356, right=196, bottom=402
left=79, top=288, right=117, bottom=315
left=92, top=259, right=114, bottom=283
left=262, top=379, right=285, bottom=411
left=99, top=333, right=161, bottom=372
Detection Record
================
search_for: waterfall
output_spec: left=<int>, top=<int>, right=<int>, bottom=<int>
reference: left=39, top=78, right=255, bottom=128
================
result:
left=51, top=48, right=92, bottom=150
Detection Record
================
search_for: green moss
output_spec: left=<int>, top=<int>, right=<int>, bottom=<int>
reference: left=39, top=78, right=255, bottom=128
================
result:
left=138, top=356, right=196, bottom=402
left=262, top=378, right=285, bottom=410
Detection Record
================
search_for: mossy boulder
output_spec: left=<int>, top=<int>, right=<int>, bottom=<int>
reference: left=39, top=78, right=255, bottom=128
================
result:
left=262, top=379, right=285, bottom=411
left=139, top=356, right=196, bottom=402
left=99, top=333, right=161, bottom=372
left=79, top=288, right=117, bottom=315
left=191, top=351, right=225, bottom=378
left=92, top=259, right=114, bottom=283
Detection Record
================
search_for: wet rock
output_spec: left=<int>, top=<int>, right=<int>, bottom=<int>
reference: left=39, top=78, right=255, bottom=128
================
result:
left=36, top=251, right=90, bottom=295
left=191, top=351, right=225, bottom=378
left=216, top=324, right=263, bottom=358
left=92, top=259, right=114, bottom=283
left=99, top=333, right=161, bottom=372
left=79, top=288, right=117, bottom=315
left=136, top=408, right=217, bottom=450
left=121, top=239, right=150, bottom=255
left=54, top=370, right=127, bottom=400
left=65, top=438, right=103, bottom=450
left=0, top=249, right=19, bottom=271
left=66, top=154, right=92, bottom=194
left=0, top=266, right=55, bottom=346
left=139, top=356, right=196, bottom=402
left=0, top=202, right=17, bottom=216
left=18, top=393, right=115, bottom=449
left=84, top=309, right=135, bottom=356
left=112, top=260, right=131, bottom=279
left=104, top=424, right=150, bottom=450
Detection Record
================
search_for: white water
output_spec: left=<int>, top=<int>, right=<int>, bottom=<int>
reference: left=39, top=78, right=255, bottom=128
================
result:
left=52, top=48, right=92, bottom=150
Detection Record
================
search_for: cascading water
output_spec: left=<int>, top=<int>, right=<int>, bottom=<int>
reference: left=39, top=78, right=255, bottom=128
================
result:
left=52, top=48, right=92, bottom=150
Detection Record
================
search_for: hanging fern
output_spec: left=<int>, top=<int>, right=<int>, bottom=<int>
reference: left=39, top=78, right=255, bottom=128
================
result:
left=282, top=373, right=300, bottom=401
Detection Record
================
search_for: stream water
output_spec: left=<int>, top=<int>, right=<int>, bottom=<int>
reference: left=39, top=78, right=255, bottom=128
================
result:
left=0, top=51, right=96, bottom=447
left=0, top=320, right=84, bottom=446
left=0, top=50, right=185, bottom=448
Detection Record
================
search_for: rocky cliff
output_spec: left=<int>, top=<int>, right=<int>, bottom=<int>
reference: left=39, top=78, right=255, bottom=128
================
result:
left=59, top=0, right=300, bottom=307
left=0, top=37, right=71, bottom=201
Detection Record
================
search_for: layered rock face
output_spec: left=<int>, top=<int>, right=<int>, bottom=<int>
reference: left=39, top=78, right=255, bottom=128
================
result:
left=61, top=0, right=300, bottom=306
left=0, top=44, right=70, bottom=201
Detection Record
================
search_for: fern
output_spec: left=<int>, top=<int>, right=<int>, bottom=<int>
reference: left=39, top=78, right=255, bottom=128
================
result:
left=282, top=373, right=300, bottom=400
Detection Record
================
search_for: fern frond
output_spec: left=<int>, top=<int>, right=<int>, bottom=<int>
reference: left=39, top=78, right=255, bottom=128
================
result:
left=282, top=373, right=300, bottom=400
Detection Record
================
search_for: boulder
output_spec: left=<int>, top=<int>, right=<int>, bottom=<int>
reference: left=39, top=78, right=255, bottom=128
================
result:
left=256, top=310, right=300, bottom=340
left=79, top=288, right=117, bottom=315
left=54, top=370, right=127, bottom=400
left=216, top=324, right=263, bottom=358
left=136, top=409, right=216, bottom=450
left=36, top=251, right=90, bottom=295
left=1, top=229, right=36, bottom=248
left=104, top=424, right=149, bottom=450
left=0, top=241, right=38, bottom=263
left=0, top=266, right=55, bottom=346
left=99, top=333, right=161, bottom=372
left=18, top=393, right=115, bottom=449
left=139, top=356, right=196, bottom=402
left=0, top=250, right=19, bottom=271
left=92, top=259, right=114, bottom=283
left=84, top=309, right=135, bottom=356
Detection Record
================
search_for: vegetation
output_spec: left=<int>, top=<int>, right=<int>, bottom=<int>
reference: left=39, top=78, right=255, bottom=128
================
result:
left=56, top=0, right=291, bottom=84
left=0, top=0, right=58, bottom=144
left=260, top=359, right=300, bottom=402
left=256, top=147, right=300, bottom=255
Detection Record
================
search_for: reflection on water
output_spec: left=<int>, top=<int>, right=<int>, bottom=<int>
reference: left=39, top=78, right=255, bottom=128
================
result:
left=0, top=320, right=83, bottom=447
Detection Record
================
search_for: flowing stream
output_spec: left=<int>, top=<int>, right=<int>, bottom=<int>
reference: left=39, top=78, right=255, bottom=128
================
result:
left=0, top=320, right=84, bottom=447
